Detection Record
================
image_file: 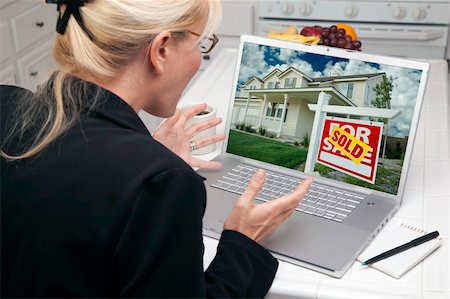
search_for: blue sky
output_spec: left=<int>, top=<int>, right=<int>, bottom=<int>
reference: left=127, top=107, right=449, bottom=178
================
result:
left=265, top=49, right=343, bottom=76
left=237, top=43, right=423, bottom=138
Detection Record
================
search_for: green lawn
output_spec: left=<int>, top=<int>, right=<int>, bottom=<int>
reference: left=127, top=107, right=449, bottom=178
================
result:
left=227, top=130, right=307, bottom=169
left=227, top=130, right=401, bottom=195
left=343, top=164, right=400, bottom=194
left=314, top=163, right=401, bottom=194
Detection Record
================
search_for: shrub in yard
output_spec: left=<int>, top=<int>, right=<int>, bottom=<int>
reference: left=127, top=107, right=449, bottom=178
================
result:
left=301, top=133, right=310, bottom=147
left=234, top=122, right=245, bottom=130
left=258, top=125, right=267, bottom=136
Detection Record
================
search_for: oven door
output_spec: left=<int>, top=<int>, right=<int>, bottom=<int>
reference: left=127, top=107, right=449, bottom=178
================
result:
left=259, top=20, right=449, bottom=59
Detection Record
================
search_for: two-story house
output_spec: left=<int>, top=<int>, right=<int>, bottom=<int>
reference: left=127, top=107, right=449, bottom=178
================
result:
left=232, top=66, right=386, bottom=140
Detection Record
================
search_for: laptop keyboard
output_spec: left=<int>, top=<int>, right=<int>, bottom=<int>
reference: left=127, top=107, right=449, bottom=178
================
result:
left=211, top=164, right=365, bottom=223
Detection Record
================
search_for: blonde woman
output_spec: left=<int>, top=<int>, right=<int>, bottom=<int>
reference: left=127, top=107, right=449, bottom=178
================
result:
left=1, top=0, right=312, bottom=297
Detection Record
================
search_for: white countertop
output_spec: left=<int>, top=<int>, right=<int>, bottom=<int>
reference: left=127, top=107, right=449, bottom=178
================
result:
left=179, top=49, right=450, bottom=299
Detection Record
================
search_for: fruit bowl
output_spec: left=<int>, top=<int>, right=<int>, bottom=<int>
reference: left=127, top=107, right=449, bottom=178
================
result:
left=266, top=26, right=321, bottom=45
left=314, top=24, right=362, bottom=50
left=266, top=24, right=362, bottom=51
left=300, top=24, right=362, bottom=51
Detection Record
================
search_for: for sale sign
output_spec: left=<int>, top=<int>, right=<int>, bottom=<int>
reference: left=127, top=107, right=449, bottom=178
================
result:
left=316, top=117, right=384, bottom=184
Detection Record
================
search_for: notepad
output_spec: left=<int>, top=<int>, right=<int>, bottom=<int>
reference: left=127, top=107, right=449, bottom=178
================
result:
left=357, top=223, right=441, bottom=279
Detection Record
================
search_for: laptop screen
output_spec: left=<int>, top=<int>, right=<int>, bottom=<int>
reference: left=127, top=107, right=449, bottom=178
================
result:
left=226, top=38, right=428, bottom=196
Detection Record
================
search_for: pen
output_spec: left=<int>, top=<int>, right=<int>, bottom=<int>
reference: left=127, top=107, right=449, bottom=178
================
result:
left=361, top=231, right=440, bottom=266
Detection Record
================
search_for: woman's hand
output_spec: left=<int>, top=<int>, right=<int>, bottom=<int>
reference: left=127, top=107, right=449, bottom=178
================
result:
left=153, top=103, right=226, bottom=169
left=224, top=170, right=313, bottom=243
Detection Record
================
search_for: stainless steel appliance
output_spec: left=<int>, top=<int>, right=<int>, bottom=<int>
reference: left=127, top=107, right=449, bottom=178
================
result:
left=258, top=0, right=450, bottom=60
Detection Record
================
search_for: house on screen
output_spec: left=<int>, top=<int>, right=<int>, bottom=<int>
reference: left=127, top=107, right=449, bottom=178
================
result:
left=232, top=66, right=386, bottom=140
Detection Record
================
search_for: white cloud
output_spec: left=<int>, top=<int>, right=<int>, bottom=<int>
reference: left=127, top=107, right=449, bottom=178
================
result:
left=238, top=44, right=268, bottom=84
left=379, top=65, right=421, bottom=137
left=240, top=46, right=322, bottom=82
left=238, top=44, right=422, bottom=137
left=277, top=48, right=299, bottom=63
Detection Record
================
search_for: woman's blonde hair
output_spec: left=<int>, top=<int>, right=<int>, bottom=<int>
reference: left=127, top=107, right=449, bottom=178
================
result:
left=1, top=0, right=222, bottom=160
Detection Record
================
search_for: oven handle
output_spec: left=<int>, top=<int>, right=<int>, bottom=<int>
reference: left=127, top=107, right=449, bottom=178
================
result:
left=358, top=30, right=443, bottom=41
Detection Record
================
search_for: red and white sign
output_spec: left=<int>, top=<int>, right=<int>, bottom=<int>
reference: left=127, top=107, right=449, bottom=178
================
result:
left=316, top=117, right=384, bottom=184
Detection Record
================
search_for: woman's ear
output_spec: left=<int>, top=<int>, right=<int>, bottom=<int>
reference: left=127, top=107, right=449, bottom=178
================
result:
left=148, top=31, right=172, bottom=75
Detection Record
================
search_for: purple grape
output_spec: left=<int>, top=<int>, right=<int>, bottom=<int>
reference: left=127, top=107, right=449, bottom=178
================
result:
left=323, top=38, right=330, bottom=45
left=321, top=29, right=329, bottom=37
left=329, top=38, right=338, bottom=47
left=337, top=39, right=346, bottom=48
left=338, top=28, right=346, bottom=35
left=352, top=40, right=362, bottom=49
left=329, top=25, right=338, bottom=33
left=344, top=35, right=352, bottom=43
left=335, top=32, right=344, bottom=39
left=328, top=33, right=336, bottom=40
left=344, top=42, right=352, bottom=49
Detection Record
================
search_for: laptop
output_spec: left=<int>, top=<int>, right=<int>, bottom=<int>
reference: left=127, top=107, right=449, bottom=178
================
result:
left=198, top=35, right=429, bottom=278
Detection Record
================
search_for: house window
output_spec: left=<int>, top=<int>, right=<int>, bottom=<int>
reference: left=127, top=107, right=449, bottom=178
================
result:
left=266, top=102, right=289, bottom=122
left=266, top=102, right=278, bottom=117
left=347, top=83, right=354, bottom=98
left=276, top=107, right=283, bottom=118
left=278, top=103, right=289, bottom=122
left=284, top=77, right=297, bottom=88
left=267, top=82, right=280, bottom=89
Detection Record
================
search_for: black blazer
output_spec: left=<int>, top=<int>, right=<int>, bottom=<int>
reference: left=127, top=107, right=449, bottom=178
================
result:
left=1, top=82, right=278, bottom=298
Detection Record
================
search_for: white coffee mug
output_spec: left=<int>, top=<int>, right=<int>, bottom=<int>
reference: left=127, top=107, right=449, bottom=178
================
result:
left=179, top=103, right=217, bottom=155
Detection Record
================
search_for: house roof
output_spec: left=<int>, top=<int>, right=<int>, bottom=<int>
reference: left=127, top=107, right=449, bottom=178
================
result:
left=243, top=76, right=264, bottom=85
left=262, top=69, right=282, bottom=81
left=278, top=66, right=313, bottom=81
left=242, top=68, right=386, bottom=87
left=312, top=72, right=386, bottom=82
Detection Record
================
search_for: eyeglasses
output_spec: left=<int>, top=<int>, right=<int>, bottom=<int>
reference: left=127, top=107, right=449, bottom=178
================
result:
left=187, top=31, right=219, bottom=54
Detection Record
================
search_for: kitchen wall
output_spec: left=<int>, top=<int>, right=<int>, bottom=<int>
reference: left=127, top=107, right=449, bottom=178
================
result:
left=194, top=0, right=259, bottom=79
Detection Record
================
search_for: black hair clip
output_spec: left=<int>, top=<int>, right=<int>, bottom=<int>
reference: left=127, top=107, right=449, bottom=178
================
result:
left=45, top=0, right=92, bottom=39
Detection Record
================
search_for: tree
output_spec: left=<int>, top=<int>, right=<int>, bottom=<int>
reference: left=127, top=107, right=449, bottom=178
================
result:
left=371, top=75, right=394, bottom=159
